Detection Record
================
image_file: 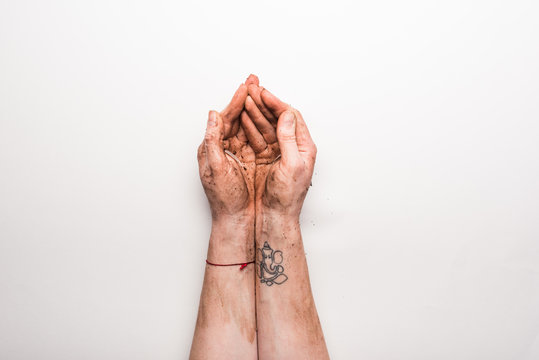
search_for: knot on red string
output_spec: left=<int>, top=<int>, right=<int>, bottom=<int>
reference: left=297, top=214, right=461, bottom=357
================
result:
left=206, top=259, right=254, bottom=270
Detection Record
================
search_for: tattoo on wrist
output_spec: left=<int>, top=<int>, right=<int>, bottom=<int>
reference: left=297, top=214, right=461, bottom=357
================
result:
left=257, top=241, right=288, bottom=286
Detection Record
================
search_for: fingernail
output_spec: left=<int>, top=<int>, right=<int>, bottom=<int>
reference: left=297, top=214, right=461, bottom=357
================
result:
left=207, top=111, right=217, bottom=127
left=282, top=111, right=295, bottom=127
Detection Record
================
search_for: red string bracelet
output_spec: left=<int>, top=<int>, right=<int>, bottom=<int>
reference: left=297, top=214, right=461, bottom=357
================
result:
left=205, top=259, right=255, bottom=270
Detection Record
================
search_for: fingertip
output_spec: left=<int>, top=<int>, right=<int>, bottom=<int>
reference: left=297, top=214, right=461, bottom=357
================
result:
left=221, top=84, right=248, bottom=122
left=276, top=110, right=300, bottom=165
left=247, top=83, right=261, bottom=97
left=233, top=83, right=248, bottom=99
left=260, top=87, right=272, bottom=101
left=206, top=110, right=224, bottom=142
left=241, top=109, right=267, bottom=153
left=237, top=83, right=248, bottom=94
left=261, top=88, right=289, bottom=116
left=206, top=111, right=218, bottom=136
left=277, top=111, right=297, bottom=146
left=279, top=110, right=296, bottom=128
left=208, top=110, right=217, bottom=126
left=245, top=74, right=259, bottom=85
left=261, top=87, right=280, bottom=104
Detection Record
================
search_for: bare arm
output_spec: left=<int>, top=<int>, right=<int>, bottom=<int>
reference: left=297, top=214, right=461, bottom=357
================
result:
left=255, top=210, right=328, bottom=359
left=189, top=85, right=258, bottom=360
left=242, top=84, right=330, bottom=359
left=190, top=218, right=257, bottom=359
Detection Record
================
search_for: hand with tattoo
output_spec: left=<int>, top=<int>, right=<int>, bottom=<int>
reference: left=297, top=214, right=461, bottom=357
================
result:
left=240, top=76, right=329, bottom=359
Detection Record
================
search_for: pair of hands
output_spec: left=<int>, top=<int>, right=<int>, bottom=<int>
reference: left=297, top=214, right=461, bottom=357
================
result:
left=197, top=75, right=317, bottom=226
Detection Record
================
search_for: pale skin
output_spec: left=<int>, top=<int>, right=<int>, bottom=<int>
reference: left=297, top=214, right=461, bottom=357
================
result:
left=190, top=75, right=329, bottom=359
left=190, top=84, right=257, bottom=360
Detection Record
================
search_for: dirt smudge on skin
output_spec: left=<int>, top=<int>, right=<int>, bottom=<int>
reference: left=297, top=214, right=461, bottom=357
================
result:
left=198, top=268, right=257, bottom=344
left=232, top=269, right=257, bottom=344
left=290, top=283, right=325, bottom=348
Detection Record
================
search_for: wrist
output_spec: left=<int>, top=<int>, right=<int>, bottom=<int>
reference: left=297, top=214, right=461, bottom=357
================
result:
left=207, top=213, right=255, bottom=263
left=257, top=205, right=300, bottom=224
left=256, top=207, right=300, bottom=243
left=211, top=210, right=255, bottom=229
left=211, top=203, right=255, bottom=222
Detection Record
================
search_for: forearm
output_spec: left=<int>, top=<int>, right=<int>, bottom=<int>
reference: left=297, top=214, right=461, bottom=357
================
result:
left=190, top=217, right=257, bottom=360
left=255, top=209, right=329, bottom=360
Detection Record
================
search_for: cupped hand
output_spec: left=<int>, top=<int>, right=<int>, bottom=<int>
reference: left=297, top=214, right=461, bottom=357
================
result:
left=197, top=84, right=257, bottom=222
left=241, top=77, right=317, bottom=217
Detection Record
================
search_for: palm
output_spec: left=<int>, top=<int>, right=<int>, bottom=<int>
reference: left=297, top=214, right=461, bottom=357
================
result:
left=222, top=129, right=257, bottom=199
left=254, top=151, right=281, bottom=211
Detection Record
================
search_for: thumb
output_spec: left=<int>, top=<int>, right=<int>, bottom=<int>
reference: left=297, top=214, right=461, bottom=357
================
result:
left=204, top=110, right=226, bottom=169
left=276, top=110, right=301, bottom=167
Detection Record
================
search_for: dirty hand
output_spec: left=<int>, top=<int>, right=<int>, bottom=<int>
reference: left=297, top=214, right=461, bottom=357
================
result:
left=241, top=77, right=317, bottom=218
left=197, top=84, right=257, bottom=224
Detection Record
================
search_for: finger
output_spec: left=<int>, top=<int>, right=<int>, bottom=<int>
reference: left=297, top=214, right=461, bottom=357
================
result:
left=227, top=118, right=240, bottom=139
left=292, top=109, right=316, bottom=161
left=276, top=110, right=301, bottom=167
left=245, top=74, right=259, bottom=86
left=261, top=88, right=289, bottom=119
left=240, top=111, right=267, bottom=153
left=204, top=111, right=226, bottom=169
left=221, top=83, right=248, bottom=134
left=237, top=124, right=248, bottom=143
left=247, top=84, right=277, bottom=123
left=245, top=96, right=277, bottom=143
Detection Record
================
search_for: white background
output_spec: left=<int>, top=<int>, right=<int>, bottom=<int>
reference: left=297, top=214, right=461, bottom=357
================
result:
left=1, top=0, right=538, bottom=359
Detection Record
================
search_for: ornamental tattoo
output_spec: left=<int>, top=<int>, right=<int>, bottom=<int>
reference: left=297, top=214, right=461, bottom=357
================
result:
left=257, top=241, right=288, bottom=286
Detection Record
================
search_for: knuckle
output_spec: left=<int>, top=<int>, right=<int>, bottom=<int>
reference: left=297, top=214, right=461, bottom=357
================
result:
left=278, top=130, right=296, bottom=143
left=207, top=157, right=225, bottom=172
left=280, top=136, right=296, bottom=144
left=197, top=143, right=205, bottom=160
left=310, top=144, right=318, bottom=159
left=204, top=131, right=215, bottom=143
